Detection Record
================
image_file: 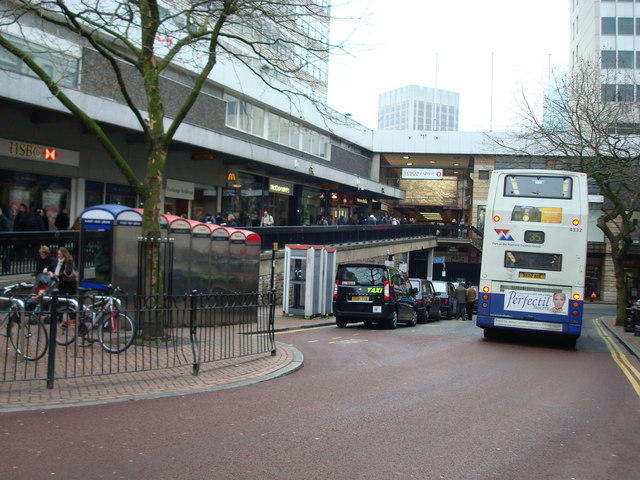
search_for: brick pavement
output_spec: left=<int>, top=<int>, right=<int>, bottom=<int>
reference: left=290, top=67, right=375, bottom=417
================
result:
left=0, top=307, right=325, bottom=412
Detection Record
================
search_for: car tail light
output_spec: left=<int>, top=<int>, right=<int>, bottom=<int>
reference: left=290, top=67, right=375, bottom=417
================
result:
left=333, top=280, right=338, bottom=300
left=417, top=299, right=425, bottom=307
left=383, top=280, right=391, bottom=301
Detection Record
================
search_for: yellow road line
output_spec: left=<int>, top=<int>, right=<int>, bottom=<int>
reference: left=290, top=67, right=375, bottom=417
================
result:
left=274, top=325, right=333, bottom=335
left=593, top=318, right=640, bottom=397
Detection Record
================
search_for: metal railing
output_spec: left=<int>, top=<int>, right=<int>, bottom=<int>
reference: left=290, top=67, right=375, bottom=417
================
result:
left=0, top=225, right=482, bottom=277
left=1, top=289, right=276, bottom=388
left=0, top=231, right=80, bottom=276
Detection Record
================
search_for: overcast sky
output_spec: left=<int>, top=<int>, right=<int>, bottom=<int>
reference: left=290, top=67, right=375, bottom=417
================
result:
left=327, top=0, right=570, bottom=132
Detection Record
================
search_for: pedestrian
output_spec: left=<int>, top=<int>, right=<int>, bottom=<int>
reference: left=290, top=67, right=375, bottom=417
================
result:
left=36, top=245, right=53, bottom=275
left=34, top=208, right=49, bottom=231
left=318, top=215, right=328, bottom=226
left=465, top=282, right=477, bottom=320
left=0, top=206, right=11, bottom=232
left=226, top=213, right=238, bottom=227
left=590, top=291, right=597, bottom=302
left=54, top=207, right=70, bottom=230
left=260, top=210, right=274, bottom=226
left=201, top=213, right=214, bottom=224
left=366, top=214, right=376, bottom=225
left=337, top=215, right=346, bottom=225
left=44, top=247, right=77, bottom=297
left=215, top=213, right=224, bottom=225
left=454, top=282, right=468, bottom=320
left=13, top=203, right=36, bottom=231
left=458, top=220, right=466, bottom=238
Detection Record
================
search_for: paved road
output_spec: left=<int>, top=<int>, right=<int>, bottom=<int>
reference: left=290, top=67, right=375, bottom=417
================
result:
left=2, top=304, right=639, bottom=479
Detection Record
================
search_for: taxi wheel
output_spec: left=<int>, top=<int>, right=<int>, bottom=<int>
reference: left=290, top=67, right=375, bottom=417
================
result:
left=387, top=310, right=398, bottom=329
left=336, top=318, right=347, bottom=328
left=407, top=309, right=417, bottom=327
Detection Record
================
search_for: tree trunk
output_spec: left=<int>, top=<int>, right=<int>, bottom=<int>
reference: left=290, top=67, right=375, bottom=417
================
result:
left=139, top=145, right=168, bottom=340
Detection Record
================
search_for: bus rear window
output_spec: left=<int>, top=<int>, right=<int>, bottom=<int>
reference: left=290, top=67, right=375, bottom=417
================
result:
left=504, top=251, right=562, bottom=271
left=504, top=175, right=572, bottom=199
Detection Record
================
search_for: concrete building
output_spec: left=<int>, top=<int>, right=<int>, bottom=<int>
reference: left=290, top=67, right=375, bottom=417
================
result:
left=571, top=0, right=640, bottom=129
left=378, top=85, right=459, bottom=132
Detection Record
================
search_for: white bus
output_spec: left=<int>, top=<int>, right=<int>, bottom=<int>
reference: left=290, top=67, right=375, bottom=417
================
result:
left=476, top=170, right=589, bottom=346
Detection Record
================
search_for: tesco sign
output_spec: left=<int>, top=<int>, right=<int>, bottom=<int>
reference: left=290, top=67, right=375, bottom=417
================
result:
left=401, top=168, right=443, bottom=180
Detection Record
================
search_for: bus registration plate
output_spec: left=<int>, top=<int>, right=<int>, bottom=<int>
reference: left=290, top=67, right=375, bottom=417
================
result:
left=519, top=272, right=546, bottom=280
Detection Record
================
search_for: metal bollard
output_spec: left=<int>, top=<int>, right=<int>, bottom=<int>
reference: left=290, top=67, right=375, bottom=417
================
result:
left=624, top=307, right=636, bottom=332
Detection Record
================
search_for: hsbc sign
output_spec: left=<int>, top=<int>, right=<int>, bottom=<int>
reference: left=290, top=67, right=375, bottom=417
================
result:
left=0, top=137, right=79, bottom=167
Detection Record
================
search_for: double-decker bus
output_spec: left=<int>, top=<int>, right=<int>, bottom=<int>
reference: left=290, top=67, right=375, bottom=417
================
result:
left=476, top=170, right=589, bottom=346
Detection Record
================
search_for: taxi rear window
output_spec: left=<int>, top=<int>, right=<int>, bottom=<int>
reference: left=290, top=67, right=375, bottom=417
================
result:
left=338, top=266, right=387, bottom=286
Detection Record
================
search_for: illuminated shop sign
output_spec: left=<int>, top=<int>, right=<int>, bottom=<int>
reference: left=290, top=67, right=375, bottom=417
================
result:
left=401, top=168, right=443, bottom=180
left=0, top=137, right=79, bottom=167
left=269, top=180, right=293, bottom=196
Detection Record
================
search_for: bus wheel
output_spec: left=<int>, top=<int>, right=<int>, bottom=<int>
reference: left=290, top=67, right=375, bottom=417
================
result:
left=483, top=328, right=497, bottom=339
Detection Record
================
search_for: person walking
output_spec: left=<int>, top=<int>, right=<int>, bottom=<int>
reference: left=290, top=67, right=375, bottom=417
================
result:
left=34, top=208, right=48, bottom=231
left=13, top=203, right=36, bottom=231
left=465, top=282, right=477, bottom=321
left=55, top=207, right=70, bottom=230
left=0, top=206, right=11, bottom=232
left=260, top=210, right=274, bottom=226
left=454, top=282, right=468, bottom=320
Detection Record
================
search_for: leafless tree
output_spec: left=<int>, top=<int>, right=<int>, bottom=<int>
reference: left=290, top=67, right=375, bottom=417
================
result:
left=491, top=60, right=640, bottom=323
left=0, top=1, right=341, bottom=332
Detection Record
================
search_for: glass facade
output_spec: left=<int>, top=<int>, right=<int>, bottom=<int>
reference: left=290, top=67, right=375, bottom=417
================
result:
left=0, top=169, right=71, bottom=229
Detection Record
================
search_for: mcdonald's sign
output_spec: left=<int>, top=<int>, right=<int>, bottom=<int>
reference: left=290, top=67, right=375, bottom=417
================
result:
left=227, top=172, right=237, bottom=182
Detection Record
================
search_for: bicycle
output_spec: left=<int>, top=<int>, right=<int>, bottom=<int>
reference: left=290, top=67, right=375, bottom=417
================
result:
left=1, top=282, right=49, bottom=361
left=56, top=284, right=136, bottom=353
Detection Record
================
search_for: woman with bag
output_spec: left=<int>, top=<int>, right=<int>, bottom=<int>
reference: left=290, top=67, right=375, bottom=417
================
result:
left=44, top=247, right=77, bottom=296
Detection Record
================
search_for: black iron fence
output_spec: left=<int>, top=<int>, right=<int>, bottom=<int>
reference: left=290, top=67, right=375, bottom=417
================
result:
left=1, top=289, right=276, bottom=387
left=0, top=231, right=80, bottom=276
left=0, top=224, right=480, bottom=278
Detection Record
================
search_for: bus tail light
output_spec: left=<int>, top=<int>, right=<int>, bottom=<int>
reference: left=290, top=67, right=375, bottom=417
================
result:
left=572, top=293, right=581, bottom=300
left=383, top=280, right=391, bottom=301
left=482, top=286, right=490, bottom=293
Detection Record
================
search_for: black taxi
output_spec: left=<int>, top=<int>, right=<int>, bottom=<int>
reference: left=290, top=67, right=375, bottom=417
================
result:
left=332, top=262, right=417, bottom=329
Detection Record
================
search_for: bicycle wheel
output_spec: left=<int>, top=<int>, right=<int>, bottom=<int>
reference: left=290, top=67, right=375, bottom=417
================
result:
left=8, top=312, right=48, bottom=361
left=97, top=312, right=135, bottom=353
left=55, top=305, right=79, bottom=346
left=0, top=305, right=20, bottom=337
left=1, top=305, right=20, bottom=338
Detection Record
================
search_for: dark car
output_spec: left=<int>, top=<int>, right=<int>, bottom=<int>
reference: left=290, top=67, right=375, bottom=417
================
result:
left=431, top=280, right=455, bottom=319
left=409, top=278, right=441, bottom=323
left=333, top=263, right=417, bottom=329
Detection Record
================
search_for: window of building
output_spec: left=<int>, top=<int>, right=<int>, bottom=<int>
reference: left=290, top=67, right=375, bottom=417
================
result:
left=618, top=17, right=634, bottom=35
left=0, top=33, right=80, bottom=88
left=618, top=84, right=635, bottom=101
left=225, top=94, right=328, bottom=159
left=602, top=17, right=616, bottom=34
left=602, top=50, right=616, bottom=68
left=601, top=84, right=617, bottom=102
left=618, top=51, right=634, bottom=68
